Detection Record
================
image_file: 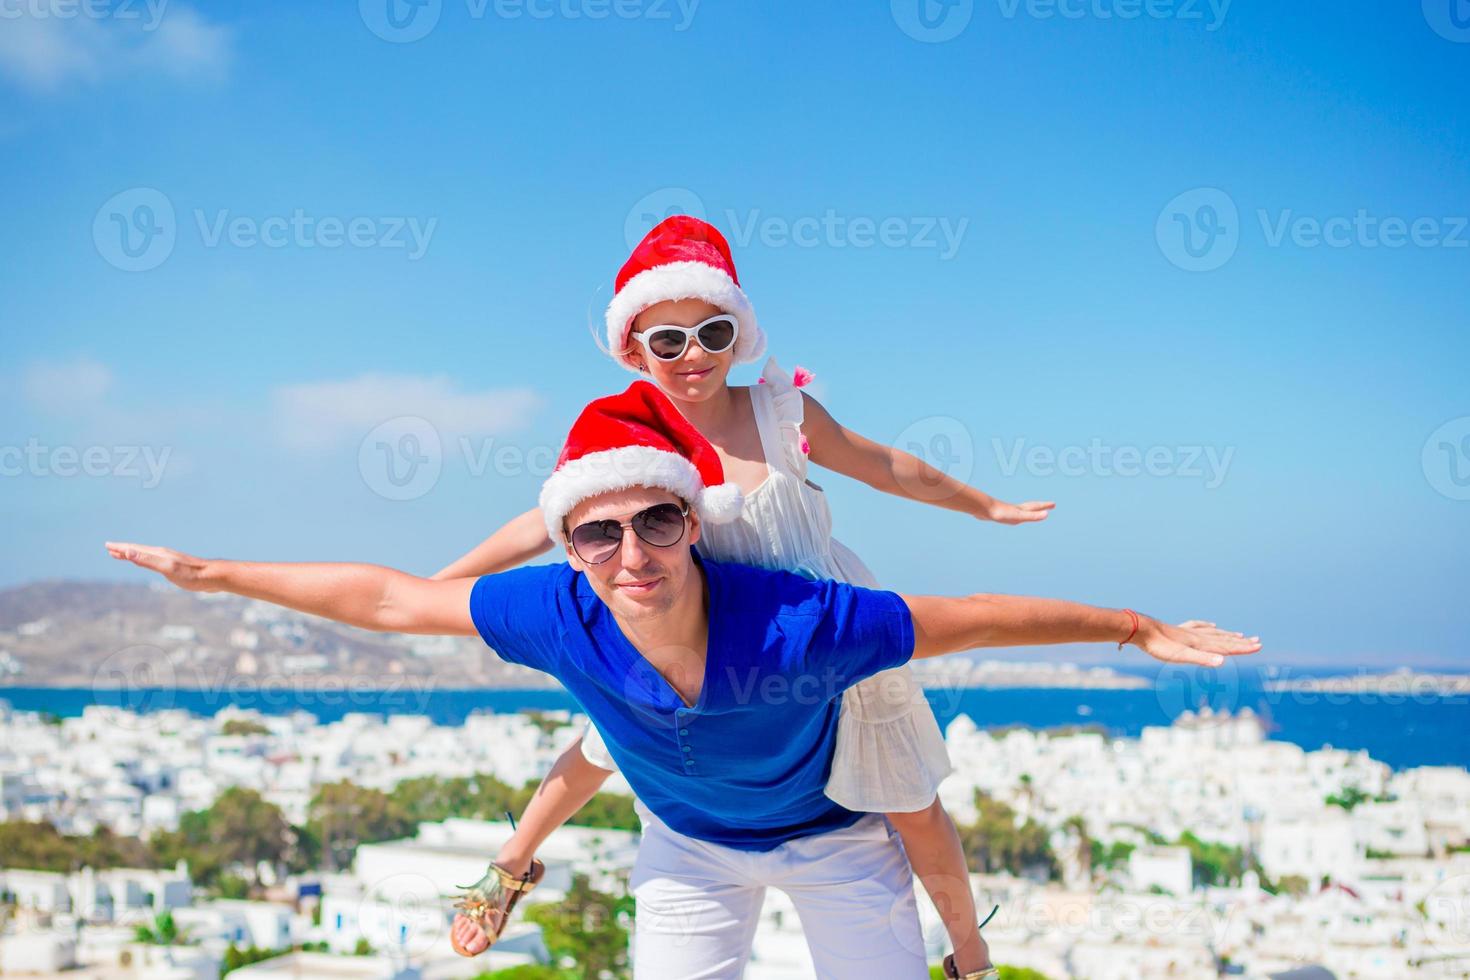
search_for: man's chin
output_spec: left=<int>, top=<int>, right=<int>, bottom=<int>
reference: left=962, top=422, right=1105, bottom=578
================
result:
left=612, top=578, right=675, bottom=616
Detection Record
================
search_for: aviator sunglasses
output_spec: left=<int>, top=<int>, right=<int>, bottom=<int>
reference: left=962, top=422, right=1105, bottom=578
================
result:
left=566, top=502, right=690, bottom=565
left=628, top=314, right=739, bottom=362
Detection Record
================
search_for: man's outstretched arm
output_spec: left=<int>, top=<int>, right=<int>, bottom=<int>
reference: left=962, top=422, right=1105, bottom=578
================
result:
left=105, top=542, right=477, bottom=636
left=899, top=593, right=1260, bottom=667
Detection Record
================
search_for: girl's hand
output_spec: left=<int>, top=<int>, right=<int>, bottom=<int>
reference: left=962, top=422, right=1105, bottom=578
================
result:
left=983, top=500, right=1055, bottom=525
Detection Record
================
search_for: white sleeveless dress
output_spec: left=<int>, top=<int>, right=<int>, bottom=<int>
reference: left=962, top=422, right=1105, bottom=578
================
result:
left=580, top=357, right=953, bottom=813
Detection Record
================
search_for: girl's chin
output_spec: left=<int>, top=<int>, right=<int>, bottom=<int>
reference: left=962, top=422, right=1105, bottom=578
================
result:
left=660, top=370, right=723, bottom=395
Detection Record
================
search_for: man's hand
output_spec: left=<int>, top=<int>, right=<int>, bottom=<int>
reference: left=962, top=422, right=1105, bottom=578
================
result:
left=1132, top=618, right=1260, bottom=667
left=450, top=913, right=490, bottom=957
left=983, top=500, right=1056, bottom=525
left=103, top=541, right=478, bottom=636
left=106, top=542, right=215, bottom=592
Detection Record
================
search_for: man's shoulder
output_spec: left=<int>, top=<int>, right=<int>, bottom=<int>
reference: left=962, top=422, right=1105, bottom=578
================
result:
left=472, top=561, right=578, bottom=617
left=477, top=560, right=576, bottom=590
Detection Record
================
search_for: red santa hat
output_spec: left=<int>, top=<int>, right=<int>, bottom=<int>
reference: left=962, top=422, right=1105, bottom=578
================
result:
left=605, top=215, right=765, bottom=373
left=538, top=380, right=745, bottom=539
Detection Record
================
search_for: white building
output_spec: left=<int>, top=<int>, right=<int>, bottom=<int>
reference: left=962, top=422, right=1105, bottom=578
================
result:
left=1128, top=845, right=1193, bottom=896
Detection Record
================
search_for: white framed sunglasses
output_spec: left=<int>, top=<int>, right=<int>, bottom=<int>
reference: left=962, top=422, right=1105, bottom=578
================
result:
left=628, top=313, right=739, bottom=362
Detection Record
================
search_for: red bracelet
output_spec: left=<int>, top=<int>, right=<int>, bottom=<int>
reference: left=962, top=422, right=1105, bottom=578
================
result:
left=1118, top=608, right=1140, bottom=649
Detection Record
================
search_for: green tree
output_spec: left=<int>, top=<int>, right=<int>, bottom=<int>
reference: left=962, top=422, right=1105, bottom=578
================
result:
left=930, top=967, right=1053, bottom=980
left=474, top=967, right=570, bottom=980
left=523, top=711, right=573, bottom=739
left=309, top=781, right=415, bottom=872
left=134, top=910, right=187, bottom=946
left=221, top=943, right=287, bottom=975
left=571, top=793, right=640, bottom=833
left=1325, top=785, right=1371, bottom=811
left=1175, top=831, right=1245, bottom=888
left=956, top=793, right=1058, bottom=879
left=151, top=788, right=295, bottom=890
left=522, top=873, right=632, bottom=979
left=1089, top=839, right=1136, bottom=873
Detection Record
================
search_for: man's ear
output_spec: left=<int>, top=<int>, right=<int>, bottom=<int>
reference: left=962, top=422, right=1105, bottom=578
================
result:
left=561, top=532, right=583, bottom=570
left=685, top=506, right=702, bottom=548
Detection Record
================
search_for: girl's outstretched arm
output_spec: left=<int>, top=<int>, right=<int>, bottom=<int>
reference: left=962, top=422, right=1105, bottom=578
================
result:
left=432, top=507, right=555, bottom=580
left=493, top=736, right=614, bottom=876
left=801, top=393, right=1054, bottom=525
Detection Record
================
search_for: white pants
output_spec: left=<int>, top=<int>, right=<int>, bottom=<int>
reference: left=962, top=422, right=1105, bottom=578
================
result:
left=628, top=801, right=928, bottom=979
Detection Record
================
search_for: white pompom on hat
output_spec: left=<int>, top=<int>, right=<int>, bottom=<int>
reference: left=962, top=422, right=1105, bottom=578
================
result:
left=539, top=380, right=745, bottom=540
left=605, top=215, right=765, bottom=373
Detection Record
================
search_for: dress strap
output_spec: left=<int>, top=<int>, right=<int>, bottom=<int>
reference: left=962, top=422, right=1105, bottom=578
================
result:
left=753, top=357, right=808, bottom=478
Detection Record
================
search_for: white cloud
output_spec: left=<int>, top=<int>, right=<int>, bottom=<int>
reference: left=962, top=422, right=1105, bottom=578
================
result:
left=0, top=3, right=231, bottom=94
left=271, top=374, right=545, bottom=452
left=23, top=357, right=114, bottom=414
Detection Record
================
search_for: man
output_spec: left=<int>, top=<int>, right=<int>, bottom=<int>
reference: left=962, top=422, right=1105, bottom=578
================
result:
left=106, top=381, right=1259, bottom=978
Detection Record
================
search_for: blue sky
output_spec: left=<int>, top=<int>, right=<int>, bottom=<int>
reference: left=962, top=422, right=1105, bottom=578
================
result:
left=1, top=0, right=1467, bottom=667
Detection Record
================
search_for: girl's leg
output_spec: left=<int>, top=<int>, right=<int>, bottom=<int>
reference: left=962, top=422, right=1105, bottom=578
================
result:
left=494, top=735, right=614, bottom=876
left=886, top=797, right=992, bottom=974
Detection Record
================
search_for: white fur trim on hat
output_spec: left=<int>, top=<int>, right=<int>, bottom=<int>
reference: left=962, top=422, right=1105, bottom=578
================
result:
left=538, top=445, right=744, bottom=540
left=605, top=261, right=765, bottom=373
left=698, top=481, right=745, bottom=524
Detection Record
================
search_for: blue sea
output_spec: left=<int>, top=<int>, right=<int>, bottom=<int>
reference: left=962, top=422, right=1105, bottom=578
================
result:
left=3, top=665, right=1466, bottom=771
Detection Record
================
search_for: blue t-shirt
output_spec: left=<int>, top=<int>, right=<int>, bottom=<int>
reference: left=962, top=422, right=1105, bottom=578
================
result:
left=468, top=551, right=915, bottom=852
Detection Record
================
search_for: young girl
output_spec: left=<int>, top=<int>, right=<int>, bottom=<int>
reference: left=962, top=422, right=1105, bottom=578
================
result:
left=443, top=216, right=1053, bottom=978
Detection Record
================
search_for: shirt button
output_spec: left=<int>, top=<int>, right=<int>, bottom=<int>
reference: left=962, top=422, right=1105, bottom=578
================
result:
left=683, top=745, right=693, bottom=752
left=679, top=729, right=689, bottom=736
left=684, top=760, right=695, bottom=768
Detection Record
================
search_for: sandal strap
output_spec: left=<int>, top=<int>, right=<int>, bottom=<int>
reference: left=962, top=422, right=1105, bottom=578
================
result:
left=492, top=861, right=541, bottom=892
left=944, top=954, right=999, bottom=979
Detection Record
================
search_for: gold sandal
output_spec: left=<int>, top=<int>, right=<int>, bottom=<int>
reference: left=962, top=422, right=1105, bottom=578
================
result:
left=451, top=858, right=546, bottom=954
